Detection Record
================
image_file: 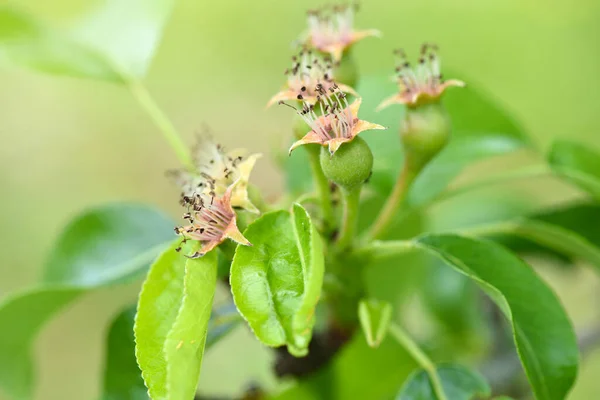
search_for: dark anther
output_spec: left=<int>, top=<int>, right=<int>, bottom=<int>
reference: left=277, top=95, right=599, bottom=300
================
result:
left=185, top=251, right=204, bottom=259
left=301, top=86, right=306, bottom=92
left=297, top=94, right=303, bottom=100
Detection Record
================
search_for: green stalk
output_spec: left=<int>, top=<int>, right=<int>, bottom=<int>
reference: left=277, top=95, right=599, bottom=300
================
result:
left=336, top=186, right=361, bottom=250
left=353, top=240, right=416, bottom=262
left=389, top=322, right=448, bottom=400
left=127, top=80, right=194, bottom=170
left=306, top=145, right=335, bottom=230
left=366, top=165, right=417, bottom=241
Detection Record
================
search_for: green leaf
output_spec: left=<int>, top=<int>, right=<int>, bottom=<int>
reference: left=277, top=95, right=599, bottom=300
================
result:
left=358, top=299, right=392, bottom=348
left=408, top=135, right=527, bottom=205
left=424, top=194, right=531, bottom=352
left=0, top=204, right=172, bottom=400
left=357, top=74, right=530, bottom=203
left=396, top=364, right=490, bottom=400
left=44, top=204, right=174, bottom=286
left=163, top=250, right=218, bottom=400
left=548, top=140, right=600, bottom=198
left=415, top=234, right=579, bottom=400
left=69, top=0, right=173, bottom=79
left=421, top=262, right=487, bottom=352
left=134, top=241, right=185, bottom=399
left=0, top=288, right=82, bottom=400
left=498, top=219, right=600, bottom=269
left=230, top=204, right=324, bottom=357
left=0, top=0, right=173, bottom=81
left=102, top=307, right=148, bottom=400
left=101, top=301, right=237, bottom=400
left=470, top=203, right=600, bottom=270
left=0, top=7, right=120, bottom=81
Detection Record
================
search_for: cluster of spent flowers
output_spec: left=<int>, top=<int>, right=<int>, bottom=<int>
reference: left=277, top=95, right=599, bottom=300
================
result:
left=174, top=185, right=249, bottom=258
left=272, top=4, right=462, bottom=157
left=169, top=136, right=260, bottom=257
left=378, top=44, right=465, bottom=110
left=282, top=84, right=384, bottom=155
left=303, top=3, right=380, bottom=61
left=168, top=3, right=464, bottom=258
left=267, top=48, right=356, bottom=108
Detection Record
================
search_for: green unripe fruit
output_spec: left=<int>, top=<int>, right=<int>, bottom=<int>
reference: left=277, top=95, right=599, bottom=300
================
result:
left=320, top=136, right=373, bottom=192
left=401, top=102, right=451, bottom=173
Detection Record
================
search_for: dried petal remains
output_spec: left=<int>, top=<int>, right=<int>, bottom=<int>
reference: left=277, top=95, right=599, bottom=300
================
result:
left=304, top=3, right=380, bottom=61
left=281, top=84, right=385, bottom=155
left=378, top=44, right=465, bottom=110
left=169, top=135, right=261, bottom=213
left=175, top=183, right=250, bottom=259
left=267, top=49, right=357, bottom=108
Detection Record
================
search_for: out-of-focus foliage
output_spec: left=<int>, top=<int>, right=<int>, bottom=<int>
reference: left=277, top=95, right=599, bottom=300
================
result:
left=0, top=0, right=599, bottom=399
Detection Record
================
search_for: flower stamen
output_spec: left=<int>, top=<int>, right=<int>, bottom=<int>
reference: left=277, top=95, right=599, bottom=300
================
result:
left=379, top=44, right=465, bottom=110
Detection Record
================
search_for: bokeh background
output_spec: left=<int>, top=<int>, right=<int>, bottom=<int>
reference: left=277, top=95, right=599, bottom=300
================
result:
left=1, top=0, right=600, bottom=398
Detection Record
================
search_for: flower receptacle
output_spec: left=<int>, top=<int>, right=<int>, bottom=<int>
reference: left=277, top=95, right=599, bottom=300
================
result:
left=320, top=136, right=373, bottom=192
left=401, top=102, right=451, bottom=173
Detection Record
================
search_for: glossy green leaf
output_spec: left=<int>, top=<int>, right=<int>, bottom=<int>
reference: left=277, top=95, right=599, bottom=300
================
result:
left=134, top=241, right=185, bottom=399
left=357, top=74, right=530, bottom=203
left=358, top=299, right=392, bottom=348
left=415, top=234, right=579, bottom=400
left=548, top=140, right=600, bottom=198
left=101, top=300, right=238, bottom=400
left=425, top=194, right=531, bottom=352
left=102, top=307, right=148, bottom=400
left=164, top=250, right=217, bottom=400
left=230, top=204, right=324, bottom=357
left=0, top=0, right=173, bottom=81
left=396, top=364, right=490, bottom=400
left=0, top=204, right=173, bottom=400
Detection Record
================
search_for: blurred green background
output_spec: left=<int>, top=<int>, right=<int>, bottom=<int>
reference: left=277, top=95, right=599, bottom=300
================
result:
left=1, top=0, right=600, bottom=398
